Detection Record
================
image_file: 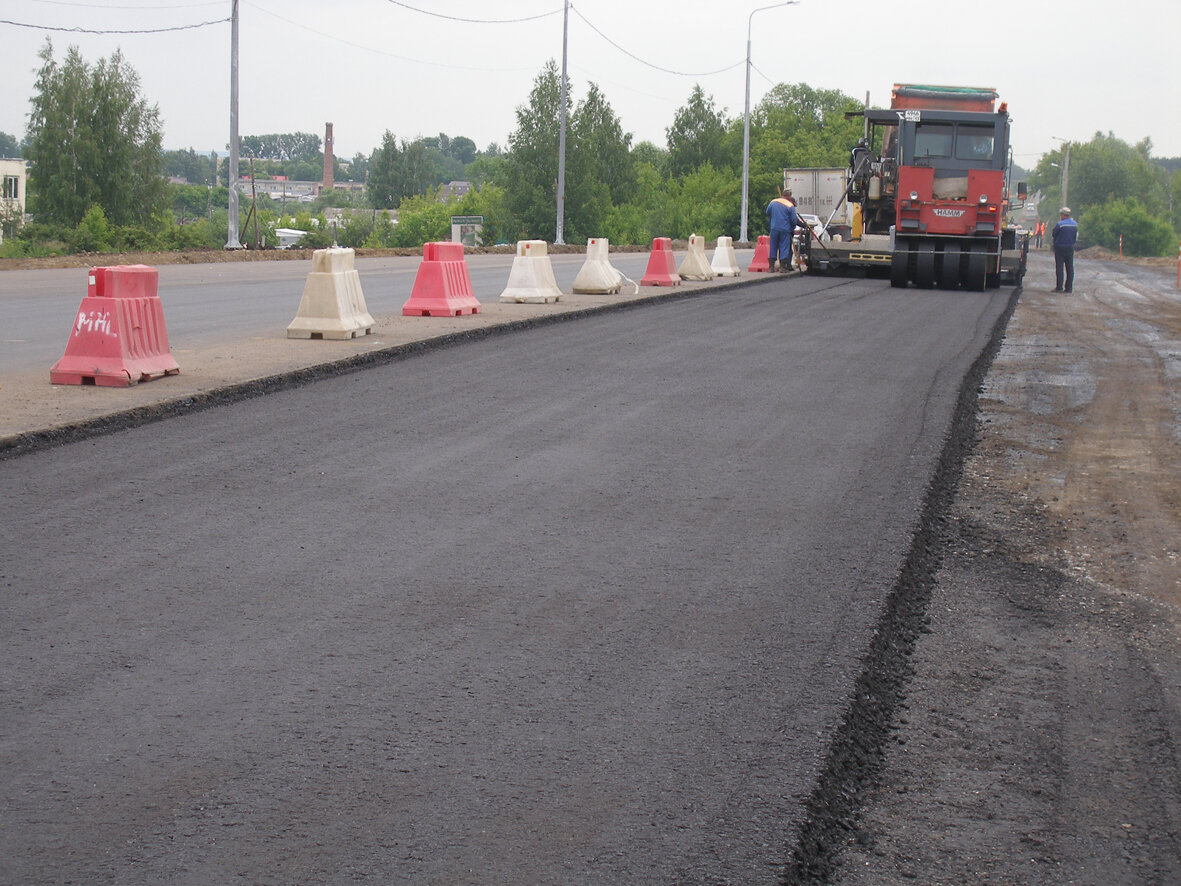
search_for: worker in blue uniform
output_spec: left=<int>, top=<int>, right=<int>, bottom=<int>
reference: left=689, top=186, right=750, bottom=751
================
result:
left=766, top=187, right=803, bottom=273
left=1052, top=206, right=1078, bottom=292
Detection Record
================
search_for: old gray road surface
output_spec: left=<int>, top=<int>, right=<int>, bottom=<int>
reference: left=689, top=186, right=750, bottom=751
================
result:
left=0, top=278, right=1009, bottom=884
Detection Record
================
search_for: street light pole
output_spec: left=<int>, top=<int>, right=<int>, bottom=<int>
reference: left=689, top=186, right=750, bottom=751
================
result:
left=555, top=0, right=569, bottom=245
left=1052, top=136, right=1071, bottom=209
left=226, top=0, right=241, bottom=249
left=740, top=1, right=796, bottom=244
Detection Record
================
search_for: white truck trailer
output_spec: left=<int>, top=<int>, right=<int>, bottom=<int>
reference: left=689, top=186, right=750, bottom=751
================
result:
left=782, top=168, right=855, bottom=240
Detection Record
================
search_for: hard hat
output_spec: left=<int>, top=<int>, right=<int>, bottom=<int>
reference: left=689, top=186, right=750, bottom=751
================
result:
left=1060, top=206, right=1071, bottom=216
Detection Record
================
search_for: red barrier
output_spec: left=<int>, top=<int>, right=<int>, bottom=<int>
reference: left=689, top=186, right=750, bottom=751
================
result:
left=747, top=235, right=771, bottom=272
left=49, top=265, right=180, bottom=387
left=402, top=242, right=481, bottom=316
left=640, top=237, right=681, bottom=286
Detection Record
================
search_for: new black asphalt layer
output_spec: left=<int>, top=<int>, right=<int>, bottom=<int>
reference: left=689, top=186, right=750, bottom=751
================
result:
left=0, top=278, right=1012, bottom=883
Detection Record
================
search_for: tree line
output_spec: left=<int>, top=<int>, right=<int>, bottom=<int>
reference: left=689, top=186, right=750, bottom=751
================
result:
left=4, top=40, right=1179, bottom=258
left=1028, top=133, right=1180, bottom=256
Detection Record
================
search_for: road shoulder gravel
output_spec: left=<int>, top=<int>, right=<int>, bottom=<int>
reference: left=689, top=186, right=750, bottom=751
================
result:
left=832, top=253, right=1181, bottom=885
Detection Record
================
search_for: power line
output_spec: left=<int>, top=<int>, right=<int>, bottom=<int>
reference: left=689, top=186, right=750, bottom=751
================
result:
left=383, top=0, right=564, bottom=25
left=570, top=6, right=743, bottom=78
left=0, top=16, right=229, bottom=34
left=243, top=0, right=540, bottom=73
left=26, top=0, right=224, bottom=8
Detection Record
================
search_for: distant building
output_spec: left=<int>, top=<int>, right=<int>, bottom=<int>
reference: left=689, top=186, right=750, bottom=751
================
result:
left=1, top=157, right=28, bottom=243
left=441, top=181, right=471, bottom=200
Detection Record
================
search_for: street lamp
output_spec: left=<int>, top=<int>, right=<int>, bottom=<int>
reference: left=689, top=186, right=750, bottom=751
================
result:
left=1051, top=136, right=1071, bottom=209
left=740, top=1, right=797, bottom=244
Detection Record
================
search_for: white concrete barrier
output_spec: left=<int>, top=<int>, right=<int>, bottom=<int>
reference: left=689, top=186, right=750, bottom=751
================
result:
left=499, top=240, right=563, bottom=304
left=710, top=236, right=741, bottom=277
left=677, top=234, right=715, bottom=280
left=572, top=238, right=624, bottom=294
left=286, top=247, right=375, bottom=339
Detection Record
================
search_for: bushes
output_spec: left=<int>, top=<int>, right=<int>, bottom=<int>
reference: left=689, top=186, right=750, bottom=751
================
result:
left=1079, top=199, right=1177, bottom=257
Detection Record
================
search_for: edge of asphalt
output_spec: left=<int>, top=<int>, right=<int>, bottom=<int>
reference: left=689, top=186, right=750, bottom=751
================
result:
left=780, top=284, right=1021, bottom=882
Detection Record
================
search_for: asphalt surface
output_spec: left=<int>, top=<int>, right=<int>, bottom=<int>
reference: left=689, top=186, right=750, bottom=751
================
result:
left=0, top=274, right=1012, bottom=884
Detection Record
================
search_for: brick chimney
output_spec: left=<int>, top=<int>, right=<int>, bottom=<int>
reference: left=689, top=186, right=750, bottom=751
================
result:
left=322, top=122, right=334, bottom=190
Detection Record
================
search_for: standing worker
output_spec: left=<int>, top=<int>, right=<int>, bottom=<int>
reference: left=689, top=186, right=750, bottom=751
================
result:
left=766, top=186, right=802, bottom=273
left=1052, top=207, right=1078, bottom=293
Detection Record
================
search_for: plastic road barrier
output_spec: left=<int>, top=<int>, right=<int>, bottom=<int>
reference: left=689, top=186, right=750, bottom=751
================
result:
left=499, top=240, right=563, bottom=303
left=49, top=264, right=180, bottom=387
left=572, top=238, right=624, bottom=294
left=402, top=242, right=481, bottom=317
left=286, top=247, right=375, bottom=339
left=640, top=237, right=682, bottom=286
left=710, top=236, right=741, bottom=277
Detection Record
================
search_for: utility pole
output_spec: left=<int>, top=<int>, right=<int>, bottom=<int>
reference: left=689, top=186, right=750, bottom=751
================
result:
left=555, top=0, right=569, bottom=245
left=226, top=0, right=242, bottom=248
left=740, top=2, right=796, bottom=244
left=1052, top=136, right=1071, bottom=209
left=1061, top=140, right=1070, bottom=209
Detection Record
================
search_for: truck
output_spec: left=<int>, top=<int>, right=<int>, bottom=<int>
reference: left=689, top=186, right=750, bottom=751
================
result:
left=799, top=84, right=1029, bottom=290
left=782, top=168, right=854, bottom=240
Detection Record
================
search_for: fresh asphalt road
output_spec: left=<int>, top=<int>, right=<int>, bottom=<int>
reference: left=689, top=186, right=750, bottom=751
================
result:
left=0, top=276, right=1011, bottom=883
left=0, top=252, right=678, bottom=373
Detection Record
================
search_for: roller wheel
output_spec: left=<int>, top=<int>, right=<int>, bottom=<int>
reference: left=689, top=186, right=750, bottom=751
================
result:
left=890, top=244, right=910, bottom=288
left=938, top=243, right=961, bottom=290
left=963, top=243, right=987, bottom=291
left=914, top=241, right=936, bottom=289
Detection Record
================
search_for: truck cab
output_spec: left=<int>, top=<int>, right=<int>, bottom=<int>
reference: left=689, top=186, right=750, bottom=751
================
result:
left=852, top=85, right=1027, bottom=289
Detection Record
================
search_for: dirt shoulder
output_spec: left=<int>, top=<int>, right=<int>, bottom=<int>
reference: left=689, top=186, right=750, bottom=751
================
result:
left=834, top=251, right=1181, bottom=884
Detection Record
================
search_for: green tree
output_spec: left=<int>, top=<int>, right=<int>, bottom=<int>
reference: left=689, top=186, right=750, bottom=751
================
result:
left=666, top=85, right=730, bottom=179
left=366, top=131, right=401, bottom=209
left=25, top=40, right=165, bottom=227
left=1030, top=133, right=1169, bottom=223
left=238, top=132, right=320, bottom=161
left=162, top=147, right=215, bottom=184
left=740, top=82, right=864, bottom=234
left=365, top=132, right=438, bottom=208
left=668, top=164, right=739, bottom=240
left=75, top=205, right=111, bottom=252
left=574, top=83, right=634, bottom=204
left=1168, top=169, right=1181, bottom=234
left=499, top=60, right=569, bottom=240
left=1079, top=198, right=1175, bottom=256
left=389, top=191, right=452, bottom=248
left=605, top=160, right=671, bottom=245
left=499, top=60, right=618, bottom=242
left=631, top=141, right=669, bottom=177
left=347, top=151, right=369, bottom=184
left=452, top=183, right=509, bottom=246
left=0, top=131, right=21, bottom=157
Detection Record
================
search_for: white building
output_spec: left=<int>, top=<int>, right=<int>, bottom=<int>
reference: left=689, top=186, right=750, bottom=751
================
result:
left=1, top=157, right=28, bottom=243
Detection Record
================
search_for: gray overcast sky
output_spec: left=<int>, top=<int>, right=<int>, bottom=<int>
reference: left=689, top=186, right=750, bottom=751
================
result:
left=2, top=0, right=1179, bottom=170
